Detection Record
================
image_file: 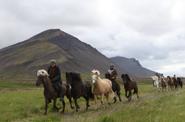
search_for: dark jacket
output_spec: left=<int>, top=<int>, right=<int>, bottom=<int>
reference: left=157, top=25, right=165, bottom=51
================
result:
left=108, top=69, right=118, bottom=81
left=47, top=66, right=62, bottom=84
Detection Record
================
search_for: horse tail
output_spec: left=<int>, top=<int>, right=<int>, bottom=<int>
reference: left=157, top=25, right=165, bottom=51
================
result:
left=133, top=82, right=138, bottom=94
left=133, top=87, right=138, bottom=94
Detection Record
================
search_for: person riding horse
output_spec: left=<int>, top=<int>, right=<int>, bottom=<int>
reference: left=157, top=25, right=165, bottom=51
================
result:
left=47, top=59, right=63, bottom=101
left=108, top=64, right=118, bottom=82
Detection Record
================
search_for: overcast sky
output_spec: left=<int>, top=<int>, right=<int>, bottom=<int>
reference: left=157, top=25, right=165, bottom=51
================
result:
left=0, top=0, right=185, bottom=76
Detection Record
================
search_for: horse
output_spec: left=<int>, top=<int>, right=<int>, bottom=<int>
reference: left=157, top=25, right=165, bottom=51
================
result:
left=66, top=72, right=93, bottom=112
left=105, top=73, right=122, bottom=102
left=167, top=76, right=175, bottom=90
left=121, top=74, right=139, bottom=101
left=36, top=69, right=73, bottom=115
left=160, top=77, right=167, bottom=91
left=91, top=69, right=115, bottom=105
left=172, top=77, right=179, bottom=89
left=151, top=76, right=160, bottom=88
left=177, top=77, right=183, bottom=88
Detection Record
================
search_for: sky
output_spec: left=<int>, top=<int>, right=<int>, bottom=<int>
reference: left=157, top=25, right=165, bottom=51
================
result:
left=0, top=0, right=185, bottom=76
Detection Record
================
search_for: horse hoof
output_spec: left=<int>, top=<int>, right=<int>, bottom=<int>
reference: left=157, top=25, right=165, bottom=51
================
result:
left=101, top=101, right=103, bottom=105
left=53, top=107, right=59, bottom=111
left=113, top=98, right=117, bottom=103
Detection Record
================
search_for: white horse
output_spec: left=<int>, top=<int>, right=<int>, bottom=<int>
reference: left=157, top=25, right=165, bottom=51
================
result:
left=91, top=69, right=115, bottom=105
left=151, top=75, right=160, bottom=88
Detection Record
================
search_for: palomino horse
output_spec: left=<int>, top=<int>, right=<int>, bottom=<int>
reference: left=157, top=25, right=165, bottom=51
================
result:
left=91, top=69, right=115, bottom=105
left=121, top=74, right=139, bottom=101
left=36, top=69, right=73, bottom=115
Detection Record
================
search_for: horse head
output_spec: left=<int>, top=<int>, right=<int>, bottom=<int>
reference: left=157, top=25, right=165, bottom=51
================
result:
left=91, top=69, right=101, bottom=84
left=36, top=69, right=49, bottom=86
left=121, top=74, right=131, bottom=84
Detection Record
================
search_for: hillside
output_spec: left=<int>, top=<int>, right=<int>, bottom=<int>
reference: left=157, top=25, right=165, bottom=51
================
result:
left=111, top=56, right=156, bottom=78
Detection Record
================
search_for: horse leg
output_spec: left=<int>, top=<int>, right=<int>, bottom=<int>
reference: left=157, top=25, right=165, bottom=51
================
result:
left=125, top=89, right=128, bottom=98
left=53, top=98, right=59, bottom=111
left=134, top=87, right=139, bottom=99
left=61, top=99, right=65, bottom=113
left=84, top=96, right=90, bottom=111
left=113, top=92, right=117, bottom=103
left=105, top=94, right=110, bottom=105
left=101, top=94, right=104, bottom=104
left=117, top=90, right=122, bottom=102
left=44, top=99, right=49, bottom=115
left=68, top=97, right=74, bottom=109
left=74, top=98, right=80, bottom=112
left=128, top=91, right=132, bottom=102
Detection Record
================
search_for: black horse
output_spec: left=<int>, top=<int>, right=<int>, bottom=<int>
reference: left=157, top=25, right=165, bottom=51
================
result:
left=66, top=72, right=94, bottom=112
left=177, top=77, right=183, bottom=88
left=121, top=74, right=139, bottom=101
left=105, top=73, right=122, bottom=102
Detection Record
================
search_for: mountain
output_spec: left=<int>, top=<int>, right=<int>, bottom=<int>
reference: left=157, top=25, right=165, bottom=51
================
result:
left=0, top=29, right=113, bottom=81
left=111, top=56, right=156, bottom=78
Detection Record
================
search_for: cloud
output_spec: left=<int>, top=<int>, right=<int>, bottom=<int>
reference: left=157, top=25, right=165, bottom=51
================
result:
left=0, top=0, right=185, bottom=75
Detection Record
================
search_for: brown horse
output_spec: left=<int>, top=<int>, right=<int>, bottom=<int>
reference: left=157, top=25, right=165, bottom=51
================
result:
left=105, top=73, right=122, bottom=102
left=160, top=77, right=167, bottom=91
left=36, top=69, right=73, bottom=115
left=121, top=74, right=139, bottom=101
left=172, top=77, right=179, bottom=89
left=167, top=76, right=175, bottom=90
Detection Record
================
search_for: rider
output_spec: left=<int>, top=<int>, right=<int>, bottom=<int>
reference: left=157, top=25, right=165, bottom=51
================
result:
left=108, top=64, right=118, bottom=81
left=173, top=74, right=177, bottom=80
left=47, top=59, right=63, bottom=100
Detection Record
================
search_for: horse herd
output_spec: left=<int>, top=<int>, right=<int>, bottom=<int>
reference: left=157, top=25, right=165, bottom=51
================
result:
left=36, top=69, right=139, bottom=115
left=151, top=75, right=183, bottom=91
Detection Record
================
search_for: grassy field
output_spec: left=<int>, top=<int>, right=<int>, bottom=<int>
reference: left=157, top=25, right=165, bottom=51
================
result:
left=0, top=81, right=185, bottom=122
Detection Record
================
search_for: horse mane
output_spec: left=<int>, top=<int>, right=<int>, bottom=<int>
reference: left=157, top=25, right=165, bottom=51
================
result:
left=125, top=74, right=131, bottom=81
left=66, top=72, right=82, bottom=84
left=105, top=73, right=111, bottom=79
left=37, top=69, right=49, bottom=77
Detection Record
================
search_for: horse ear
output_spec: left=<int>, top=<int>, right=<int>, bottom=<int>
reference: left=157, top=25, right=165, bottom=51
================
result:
left=37, top=70, right=40, bottom=77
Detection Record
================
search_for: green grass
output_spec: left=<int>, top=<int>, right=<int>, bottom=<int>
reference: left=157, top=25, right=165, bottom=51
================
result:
left=0, top=81, right=34, bottom=89
left=0, top=81, right=185, bottom=122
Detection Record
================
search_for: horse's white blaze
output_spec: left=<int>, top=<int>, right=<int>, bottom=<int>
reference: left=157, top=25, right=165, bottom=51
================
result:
left=92, top=75, right=97, bottom=84
left=37, top=69, right=49, bottom=77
